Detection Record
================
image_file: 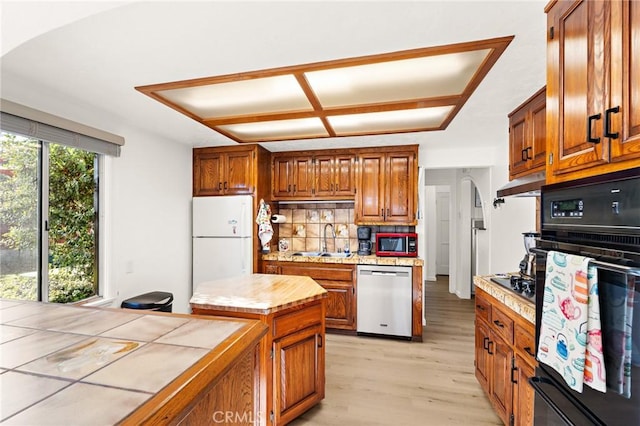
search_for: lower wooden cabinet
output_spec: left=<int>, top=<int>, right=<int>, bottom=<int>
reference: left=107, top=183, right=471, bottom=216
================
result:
left=273, top=324, right=324, bottom=424
left=474, top=288, right=536, bottom=426
left=264, top=262, right=356, bottom=331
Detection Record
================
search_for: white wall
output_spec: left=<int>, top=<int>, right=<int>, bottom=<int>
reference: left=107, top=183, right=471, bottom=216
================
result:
left=106, top=128, right=192, bottom=313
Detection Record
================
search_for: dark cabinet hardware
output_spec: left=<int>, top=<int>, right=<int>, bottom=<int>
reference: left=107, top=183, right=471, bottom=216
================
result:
left=476, top=304, right=486, bottom=311
left=487, top=341, right=494, bottom=355
left=318, top=334, right=323, bottom=348
left=587, top=113, right=602, bottom=143
left=524, top=346, right=535, bottom=357
left=604, top=106, right=620, bottom=139
left=483, top=337, right=489, bottom=350
left=218, top=182, right=222, bottom=191
left=511, top=364, right=518, bottom=384
left=223, top=181, right=228, bottom=190
left=525, top=147, right=532, bottom=160
left=493, top=320, right=505, bottom=328
left=521, top=148, right=527, bottom=162
left=293, top=184, right=297, bottom=193
left=288, top=184, right=291, bottom=193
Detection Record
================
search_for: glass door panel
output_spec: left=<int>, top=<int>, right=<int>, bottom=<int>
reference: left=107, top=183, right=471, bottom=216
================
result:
left=0, top=133, right=41, bottom=301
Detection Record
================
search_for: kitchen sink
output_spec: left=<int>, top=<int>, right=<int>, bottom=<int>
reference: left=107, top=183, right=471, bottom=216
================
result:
left=291, top=251, right=353, bottom=258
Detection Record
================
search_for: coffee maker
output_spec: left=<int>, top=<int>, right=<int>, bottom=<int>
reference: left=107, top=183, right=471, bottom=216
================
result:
left=519, top=232, right=539, bottom=278
left=357, top=227, right=372, bottom=255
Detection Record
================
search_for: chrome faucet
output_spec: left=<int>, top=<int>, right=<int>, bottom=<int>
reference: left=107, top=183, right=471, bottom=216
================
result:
left=323, top=223, right=336, bottom=253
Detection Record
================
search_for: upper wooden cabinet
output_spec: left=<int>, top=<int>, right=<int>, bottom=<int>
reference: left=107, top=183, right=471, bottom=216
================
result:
left=546, top=0, right=640, bottom=183
left=271, top=151, right=356, bottom=200
left=355, top=146, right=418, bottom=225
left=508, top=87, right=547, bottom=179
left=193, top=146, right=255, bottom=196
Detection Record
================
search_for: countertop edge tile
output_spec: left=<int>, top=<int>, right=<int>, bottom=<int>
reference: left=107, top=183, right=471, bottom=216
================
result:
left=262, top=252, right=423, bottom=266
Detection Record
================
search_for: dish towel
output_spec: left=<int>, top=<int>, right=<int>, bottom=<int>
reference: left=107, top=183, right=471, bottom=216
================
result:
left=602, top=279, right=635, bottom=398
left=537, top=251, right=606, bottom=393
left=255, top=199, right=273, bottom=252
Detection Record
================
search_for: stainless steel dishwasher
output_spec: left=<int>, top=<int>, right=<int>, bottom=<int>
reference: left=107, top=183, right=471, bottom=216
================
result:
left=357, top=264, right=412, bottom=338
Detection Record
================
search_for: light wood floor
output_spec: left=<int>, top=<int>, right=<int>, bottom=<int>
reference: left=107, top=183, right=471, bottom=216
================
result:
left=290, top=276, right=502, bottom=426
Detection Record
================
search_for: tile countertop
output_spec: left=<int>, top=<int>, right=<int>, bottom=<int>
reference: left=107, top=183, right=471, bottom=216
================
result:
left=473, top=275, right=535, bottom=325
left=262, top=252, right=424, bottom=267
left=190, top=273, right=328, bottom=315
left=0, top=299, right=265, bottom=425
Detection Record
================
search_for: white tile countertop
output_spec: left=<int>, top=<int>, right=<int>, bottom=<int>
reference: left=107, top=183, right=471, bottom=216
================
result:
left=0, top=299, right=264, bottom=424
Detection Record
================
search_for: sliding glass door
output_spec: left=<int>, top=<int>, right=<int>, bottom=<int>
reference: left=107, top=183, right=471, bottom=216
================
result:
left=0, top=132, right=98, bottom=303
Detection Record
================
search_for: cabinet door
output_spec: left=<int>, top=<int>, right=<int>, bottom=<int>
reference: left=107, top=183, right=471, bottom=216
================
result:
left=273, top=156, right=293, bottom=197
left=333, top=155, right=356, bottom=197
left=548, top=0, right=611, bottom=176
left=355, top=153, right=386, bottom=223
left=292, top=156, right=314, bottom=197
left=314, top=155, right=334, bottom=197
left=273, top=325, right=324, bottom=425
left=475, top=319, right=491, bottom=394
left=385, top=152, right=415, bottom=224
left=490, top=337, right=513, bottom=426
left=193, top=152, right=224, bottom=196
left=610, top=0, right=640, bottom=162
left=318, top=281, right=355, bottom=330
left=529, top=90, right=547, bottom=170
left=513, top=355, right=535, bottom=426
left=509, top=106, right=530, bottom=178
left=225, top=150, right=253, bottom=195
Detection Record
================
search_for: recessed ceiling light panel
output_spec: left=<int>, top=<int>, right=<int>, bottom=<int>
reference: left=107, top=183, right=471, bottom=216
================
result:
left=157, top=75, right=313, bottom=118
left=218, top=117, right=328, bottom=142
left=136, top=36, right=513, bottom=143
left=328, top=106, right=455, bottom=134
left=305, top=50, right=490, bottom=108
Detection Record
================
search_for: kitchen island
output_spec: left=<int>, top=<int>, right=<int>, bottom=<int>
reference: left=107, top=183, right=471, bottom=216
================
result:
left=190, top=273, right=328, bottom=426
left=0, top=298, right=267, bottom=425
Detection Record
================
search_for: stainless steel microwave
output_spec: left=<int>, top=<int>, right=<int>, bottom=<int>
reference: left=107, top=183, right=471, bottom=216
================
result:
left=375, top=233, right=417, bottom=257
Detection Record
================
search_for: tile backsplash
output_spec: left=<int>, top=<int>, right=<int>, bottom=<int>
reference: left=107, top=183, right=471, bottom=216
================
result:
left=275, top=203, right=415, bottom=253
left=276, top=205, right=358, bottom=253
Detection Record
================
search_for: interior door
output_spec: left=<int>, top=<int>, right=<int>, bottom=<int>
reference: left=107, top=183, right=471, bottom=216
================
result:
left=436, top=191, right=450, bottom=275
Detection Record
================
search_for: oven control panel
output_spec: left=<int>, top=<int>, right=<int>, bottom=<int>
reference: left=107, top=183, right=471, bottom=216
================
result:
left=551, top=199, right=583, bottom=218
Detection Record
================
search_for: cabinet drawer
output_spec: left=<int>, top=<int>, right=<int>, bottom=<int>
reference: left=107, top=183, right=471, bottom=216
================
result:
left=279, top=264, right=354, bottom=282
left=514, top=322, right=536, bottom=365
left=475, top=296, right=491, bottom=324
left=490, top=306, right=514, bottom=345
left=273, top=302, right=322, bottom=339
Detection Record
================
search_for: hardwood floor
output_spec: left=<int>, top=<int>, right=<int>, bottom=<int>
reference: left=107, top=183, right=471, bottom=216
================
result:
left=290, top=276, right=501, bottom=425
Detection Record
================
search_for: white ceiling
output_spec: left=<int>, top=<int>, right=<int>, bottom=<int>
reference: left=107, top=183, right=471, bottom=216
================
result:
left=0, top=1, right=547, bottom=154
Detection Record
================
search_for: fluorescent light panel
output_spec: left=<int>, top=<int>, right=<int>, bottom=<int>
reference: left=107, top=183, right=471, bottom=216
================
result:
left=328, top=106, right=455, bottom=134
left=305, top=50, right=490, bottom=107
left=136, top=36, right=513, bottom=142
left=218, top=118, right=328, bottom=142
left=158, top=75, right=312, bottom=117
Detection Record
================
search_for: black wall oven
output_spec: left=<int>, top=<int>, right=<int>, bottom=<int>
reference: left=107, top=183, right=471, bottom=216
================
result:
left=532, top=168, right=640, bottom=425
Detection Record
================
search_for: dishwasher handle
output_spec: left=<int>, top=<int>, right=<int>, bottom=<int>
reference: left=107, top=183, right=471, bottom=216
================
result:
left=360, top=269, right=410, bottom=278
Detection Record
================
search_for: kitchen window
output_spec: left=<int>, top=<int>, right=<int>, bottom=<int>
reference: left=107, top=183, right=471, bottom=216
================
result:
left=0, top=101, right=123, bottom=303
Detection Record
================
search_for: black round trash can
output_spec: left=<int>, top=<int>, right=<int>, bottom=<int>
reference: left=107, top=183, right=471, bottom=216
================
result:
left=121, top=291, right=173, bottom=313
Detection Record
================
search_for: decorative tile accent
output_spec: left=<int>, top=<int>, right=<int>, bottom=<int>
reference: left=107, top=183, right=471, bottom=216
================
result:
left=293, top=224, right=306, bottom=237
left=336, top=224, right=348, bottom=238
left=320, top=209, right=334, bottom=223
left=306, top=209, right=320, bottom=223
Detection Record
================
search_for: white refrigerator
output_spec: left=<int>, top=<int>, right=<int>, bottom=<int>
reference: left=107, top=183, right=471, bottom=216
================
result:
left=192, top=195, right=253, bottom=292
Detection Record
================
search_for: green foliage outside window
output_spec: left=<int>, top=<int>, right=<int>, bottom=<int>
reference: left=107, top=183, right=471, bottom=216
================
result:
left=0, top=134, right=97, bottom=303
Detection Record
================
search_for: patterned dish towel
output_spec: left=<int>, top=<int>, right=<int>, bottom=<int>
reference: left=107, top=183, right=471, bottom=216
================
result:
left=537, top=251, right=606, bottom=393
left=255, top=199, right=273, bottom=252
